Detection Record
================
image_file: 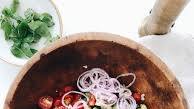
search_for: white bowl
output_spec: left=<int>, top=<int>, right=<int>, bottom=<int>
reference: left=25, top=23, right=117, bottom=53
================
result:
left=0, top=0, right=63, bottom=66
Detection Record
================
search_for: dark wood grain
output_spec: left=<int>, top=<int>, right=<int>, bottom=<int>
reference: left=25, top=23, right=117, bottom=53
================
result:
left=4, top=33, right=188, bottom=109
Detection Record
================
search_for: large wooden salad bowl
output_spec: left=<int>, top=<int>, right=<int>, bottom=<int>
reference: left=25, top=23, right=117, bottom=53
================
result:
left=4, top=32, right=188, bottom=109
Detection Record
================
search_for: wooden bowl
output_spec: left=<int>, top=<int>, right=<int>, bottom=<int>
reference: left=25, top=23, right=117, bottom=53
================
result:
left=4, top=32, right=188, bottom=109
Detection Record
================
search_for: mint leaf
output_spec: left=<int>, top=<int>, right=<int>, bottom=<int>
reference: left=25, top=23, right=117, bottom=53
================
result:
left=11, top=45, right=24, bottom=57
left=1, top=19, right=13, bottom=40
left=30, top=48, right=37, bottom=54
left=23, top=34, right=34, bottom=43
left=24, top=8, right=40, bottom=22
left=11, top=0, right=19, bottom=13
left=16, top=21, right=29, bottom=38
left=2, top=8, right=13, bottom=17
left=40, top=13, right=54, bottom=27
left=21, top=43, right=33, bottom=57
left=28, top=20, right=42, bottom=31
left=35, top=22, right=50, bottom=37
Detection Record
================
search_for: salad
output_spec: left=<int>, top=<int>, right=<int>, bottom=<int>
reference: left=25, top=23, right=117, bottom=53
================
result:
left=38, top=68, right=147, bottom=109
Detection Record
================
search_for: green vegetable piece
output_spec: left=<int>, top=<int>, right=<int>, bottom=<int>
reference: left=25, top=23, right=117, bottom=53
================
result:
left=40, top=13, right=54, bottom=27
left=24, top=9, right=35, bottom=22
left=16, top=21, right=29, bottom=38
left=0, top=0, right=55, bottom=58
left=21, top=43, right=33, bottom=57
left=24, top=8, right=41, bottom=22
left=2, top=8, right=13, bottom=17
left=35, top=22, right=50, bottom=37
left=23, top=34, right=34, bottom=43
left=11, top=0, right=19, bottom=13
left=32, top=33, right=41, bottom=43
left=30, top=48, right=37, bottom=54
left=28, top=20, right=43, bottom=31
left=1, top=20, right=13, bottom=40
left=12, top=14, right=23, bottom=22
left=11, top=45, right=24, bottom=57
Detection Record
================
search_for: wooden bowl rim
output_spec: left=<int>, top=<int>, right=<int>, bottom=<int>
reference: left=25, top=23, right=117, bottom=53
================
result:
left=4, top=32, right=188, bottom=109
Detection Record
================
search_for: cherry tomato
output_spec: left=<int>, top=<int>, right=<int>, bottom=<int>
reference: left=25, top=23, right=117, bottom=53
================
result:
left=132, top=92, right=141, bottom=103
left=53, top=106, right=67, bottom=109
left=38, top=96, right=53, bottom=109
left=63, top=94, right=73, bottom=105
left=71, top=94, right=82, bottom=105
left=63, top=86, right=74, bottom=93
left=53, top=98, right=62, bottom=107
left=88, top=93, right=96, bottom=106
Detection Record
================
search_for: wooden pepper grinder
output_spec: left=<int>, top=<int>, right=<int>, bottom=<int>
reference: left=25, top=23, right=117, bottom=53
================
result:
left=139, top=0, right=190, bottom=36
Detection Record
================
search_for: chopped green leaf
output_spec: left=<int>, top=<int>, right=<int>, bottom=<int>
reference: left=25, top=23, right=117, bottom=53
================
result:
left=16, top=21, right=29, bottom=38
left=40, top=13, right=54, bottom=27
left=21, top=43, right=33, bottom=57
left=30, top=48, right=37, bottom=54
left=32, top=33, right=41, bottom=43
left=12, top=14, right=23, bottom=22
left=11, top=45, right=24, bottom=57
left=11, top=0, right=19, bottom=13
left=2, top=8, right=13, bottom=17
left=24, top=8, right=41, bottom=22
left=1, top=19, right=13, bottom=40
left=0, top=0, right=56, bottom=58
left=28, top=20, right=42, bottom=31
left=35, top=22, right=50, bottom=37
left=23, top=34, right=34, bottom=43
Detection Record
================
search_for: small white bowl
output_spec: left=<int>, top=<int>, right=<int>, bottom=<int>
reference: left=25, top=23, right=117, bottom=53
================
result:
left=0, top=0, right=63, bottom=66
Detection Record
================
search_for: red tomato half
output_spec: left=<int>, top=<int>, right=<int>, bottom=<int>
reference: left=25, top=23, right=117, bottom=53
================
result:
left=132, top=92, right=141, bottom=103
left=38, top=96, right=53, bottom=109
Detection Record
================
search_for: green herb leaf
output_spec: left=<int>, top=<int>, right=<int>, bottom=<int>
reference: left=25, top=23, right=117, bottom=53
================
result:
left=16, top=21, right=29, bottom=38
left=28, top=20, right=42, bottom=31
left=24, top=8, right=40, bottom=22
left=40, top=13, right=54, bottom=27
left=30, top=48, right=37, bottom=54
left=35, top=22, right=50, bottom=37
left=21, top=43, right=33, bottom=57
left=12, top=14, right=23, bottom=22
left=1, top=0, right=55, bottom=58
left=32, top=33, right=41, bottom=43
left=11, top=0, right=19, bottom=13
left=2, top=8, right=13, bottom=17
left=1, top=19, right=13, bottom=40
left=23, top=34, right=34, bottom=43
left=11, top=45, right=24, bottom=57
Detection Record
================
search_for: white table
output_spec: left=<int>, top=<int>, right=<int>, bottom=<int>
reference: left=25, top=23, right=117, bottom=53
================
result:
left=1, top=0, right=194, bottom=108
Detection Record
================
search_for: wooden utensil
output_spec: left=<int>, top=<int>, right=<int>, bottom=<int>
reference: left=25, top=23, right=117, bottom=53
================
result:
left=139, top=0, right=190, bottom=36
left=4, top=32, right=188, bottom=109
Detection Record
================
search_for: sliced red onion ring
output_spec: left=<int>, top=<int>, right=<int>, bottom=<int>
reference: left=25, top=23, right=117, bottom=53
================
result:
left=76, top=68, right=137, bottom=108
left=93, top=90, right=118, bottom=107
left=116, top=96, right=137, bottom=109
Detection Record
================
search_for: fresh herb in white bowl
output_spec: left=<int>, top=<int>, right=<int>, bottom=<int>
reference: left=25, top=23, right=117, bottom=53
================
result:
left=0, top=0, right=62, bottom=66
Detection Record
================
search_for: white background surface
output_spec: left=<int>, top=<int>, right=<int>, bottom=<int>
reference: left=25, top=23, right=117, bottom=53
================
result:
left=0, top=0, right=194, bottom=108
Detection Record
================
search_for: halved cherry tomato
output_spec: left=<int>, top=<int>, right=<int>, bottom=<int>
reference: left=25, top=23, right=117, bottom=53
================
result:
left=53, top=106, right=67, bottom=109
left=63, top=94, right=73, bottom=105
left=71, top=94, right=82, bottom=105
left=53, top=98, right=62, bottom=107
left=38, top=96, right=53, bottom=109
left=88, top=93, right=96, bottom=106
left=132, top=92, right=141, bottom=103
